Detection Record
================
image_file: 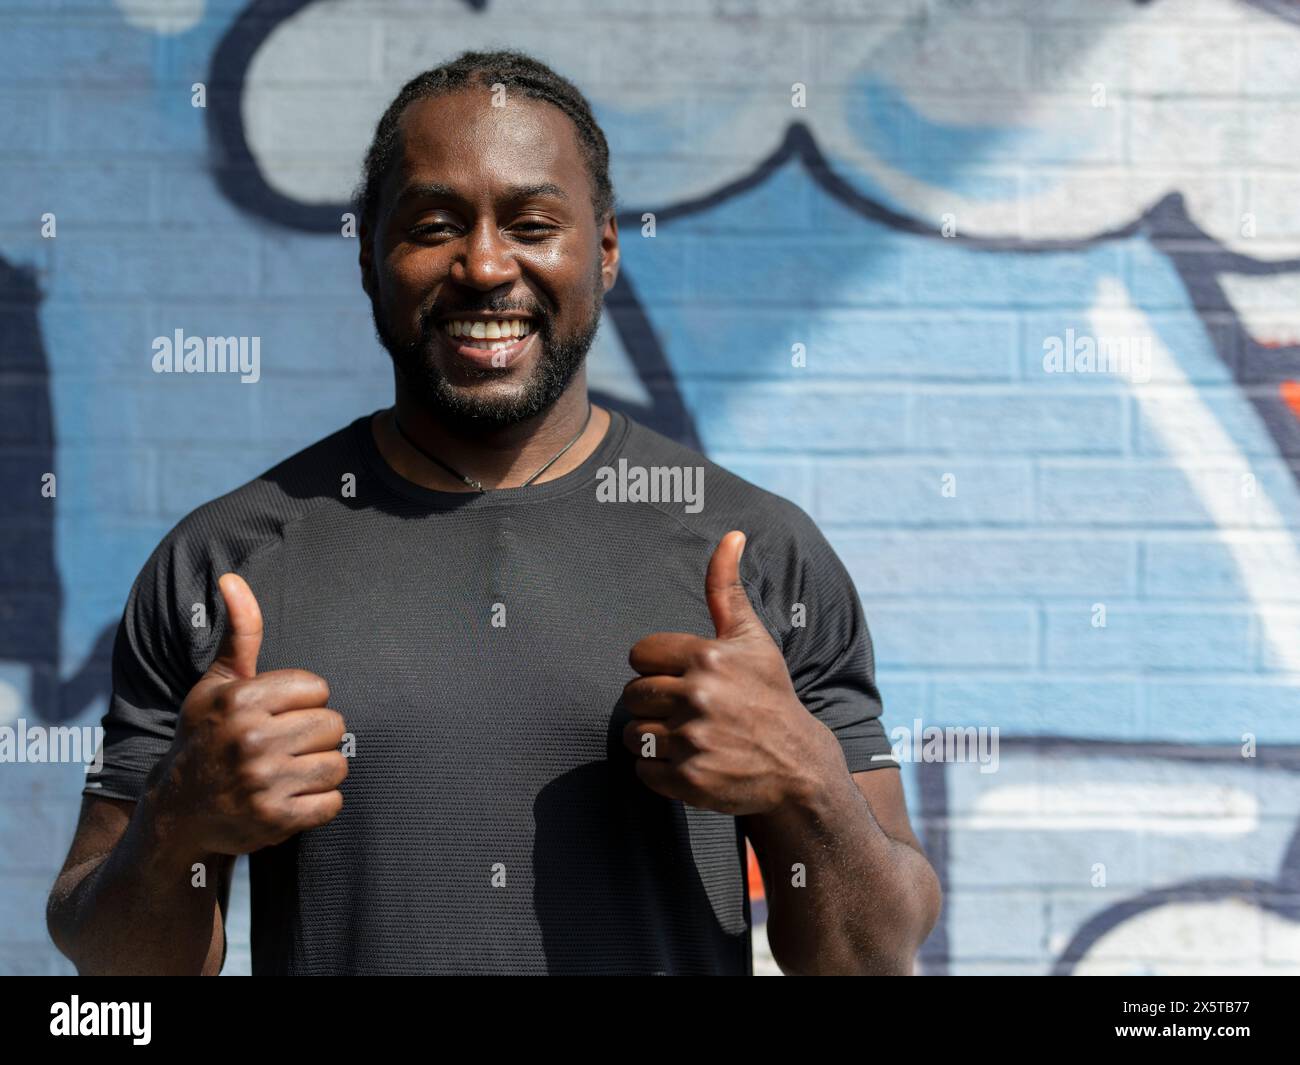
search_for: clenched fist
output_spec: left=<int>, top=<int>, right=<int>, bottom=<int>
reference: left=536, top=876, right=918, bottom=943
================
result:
left=622, top=531, right=846, bottom=817
left=151, top=573, right=348, bottom=855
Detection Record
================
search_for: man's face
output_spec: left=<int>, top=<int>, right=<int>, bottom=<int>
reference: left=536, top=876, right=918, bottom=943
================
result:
left=361, top=89, right=619, bottom=431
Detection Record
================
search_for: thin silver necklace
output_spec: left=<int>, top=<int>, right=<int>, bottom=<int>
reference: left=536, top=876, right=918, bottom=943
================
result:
left=391, top=403, right=594, bottom=492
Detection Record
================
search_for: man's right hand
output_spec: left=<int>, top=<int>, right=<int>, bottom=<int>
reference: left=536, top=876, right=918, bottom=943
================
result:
left=157, top=572, right=347, bottom=856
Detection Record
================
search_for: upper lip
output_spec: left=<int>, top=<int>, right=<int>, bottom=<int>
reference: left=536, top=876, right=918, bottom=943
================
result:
left=436, top=312, right=534, bottom=323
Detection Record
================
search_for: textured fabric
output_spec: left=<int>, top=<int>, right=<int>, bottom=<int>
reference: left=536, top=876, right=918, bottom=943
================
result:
left=84, top=408, right=897, bottom=975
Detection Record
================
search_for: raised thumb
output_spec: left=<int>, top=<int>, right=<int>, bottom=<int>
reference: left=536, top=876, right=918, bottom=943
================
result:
left=208, top=572, right=263, bottom=681
left=705, top=531, right=760, bottom=639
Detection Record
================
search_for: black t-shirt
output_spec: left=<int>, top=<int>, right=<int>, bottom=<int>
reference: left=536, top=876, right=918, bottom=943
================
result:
left=85, top=407, right=897, bottom=975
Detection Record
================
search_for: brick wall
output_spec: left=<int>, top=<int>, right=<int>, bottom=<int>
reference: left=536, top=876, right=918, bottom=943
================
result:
left=3, top=0, right=1300, bottom=975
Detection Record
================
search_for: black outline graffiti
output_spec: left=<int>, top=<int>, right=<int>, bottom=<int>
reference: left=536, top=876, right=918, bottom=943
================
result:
left=6, top=0, right=1293, bottom=971
left=915, top=741, right=1300, bottom=975
left=201, top=0, right=1300, bottom=976
left=1038, top=740, right=1300, bottom=975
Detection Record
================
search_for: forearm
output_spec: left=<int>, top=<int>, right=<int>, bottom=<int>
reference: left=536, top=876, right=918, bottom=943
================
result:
left=745, top=769, right=940, bottom=976
left=49, top=785, right=229, bottom=976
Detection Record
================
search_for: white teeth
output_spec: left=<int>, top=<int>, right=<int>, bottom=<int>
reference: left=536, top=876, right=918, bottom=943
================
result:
left=445, top=319, right=530, bottom=340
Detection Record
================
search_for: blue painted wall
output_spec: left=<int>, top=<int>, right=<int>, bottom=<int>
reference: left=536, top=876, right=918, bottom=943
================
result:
left=4, top=0, right=1300, bottom=974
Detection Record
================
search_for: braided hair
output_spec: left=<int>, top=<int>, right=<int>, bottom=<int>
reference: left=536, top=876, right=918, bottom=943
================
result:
left=354, top=49, right=616, bottom=230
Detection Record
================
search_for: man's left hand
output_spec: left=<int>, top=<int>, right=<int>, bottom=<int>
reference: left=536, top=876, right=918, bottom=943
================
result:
left=622, top=530, right=845, bottom=815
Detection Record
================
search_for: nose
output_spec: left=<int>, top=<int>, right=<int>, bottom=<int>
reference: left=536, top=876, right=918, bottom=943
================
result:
left=448, top=218, right=520, bottom=290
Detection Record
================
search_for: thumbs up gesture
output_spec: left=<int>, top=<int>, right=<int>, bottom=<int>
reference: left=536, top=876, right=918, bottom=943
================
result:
left=154, top=573, right=348, bottom=856
left=622, top=532, right=843, bottom=816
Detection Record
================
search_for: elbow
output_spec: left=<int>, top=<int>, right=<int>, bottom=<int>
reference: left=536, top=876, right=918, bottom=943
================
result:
left=47, top=880, right=102, bottom=975
left=772, top=940, right=916, bottom=977
left=776, top=859, right=943, bottom=977
left=889, top=853, right=944, bottom=974
left=46, top=862, right=118, bottom=976
left=769, top=912, right=924, bottom=976
left=45, top=878, right=78, bottom=967
left=914, top=852, right=944, bottom=947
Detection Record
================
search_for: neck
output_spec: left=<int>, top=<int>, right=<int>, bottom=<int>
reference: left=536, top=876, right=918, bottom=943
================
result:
left=376, top=376, right=610, bottom=492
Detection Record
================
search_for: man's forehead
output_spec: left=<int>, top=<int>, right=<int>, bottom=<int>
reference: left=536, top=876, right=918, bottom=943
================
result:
left=394, top=179, right=570, bottom=209
left=396, top=92, right=578, bottom=173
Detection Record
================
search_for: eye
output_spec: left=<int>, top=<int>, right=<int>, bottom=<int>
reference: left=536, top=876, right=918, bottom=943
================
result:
left=410, top=222, right=456, bottom=238
left=513, top=220, right=557, bottom=237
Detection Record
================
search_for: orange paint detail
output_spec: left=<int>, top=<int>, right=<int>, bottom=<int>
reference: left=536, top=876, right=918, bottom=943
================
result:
left=746, top=841, right=765, bottom=902
left=1282, top=380, right=1300, bottom=422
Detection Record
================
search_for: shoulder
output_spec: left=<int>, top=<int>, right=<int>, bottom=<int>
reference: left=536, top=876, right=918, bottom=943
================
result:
left=615, top=410, right=828, bottom=550
left=133, top=415, right=367, bottom=596
left=613, top=412, right=842, bottom=601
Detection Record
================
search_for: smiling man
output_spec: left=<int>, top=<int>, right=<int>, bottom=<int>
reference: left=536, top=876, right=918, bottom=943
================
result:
left=48, top=50, right=940, bottom=976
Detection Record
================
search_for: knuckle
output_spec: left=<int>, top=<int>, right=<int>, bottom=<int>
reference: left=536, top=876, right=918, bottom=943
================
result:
left=235, top=725, right=268, bottom=759
left=235, top=758, right=272, bottom=793
left=224, top=678, right=259, bottom=711
left=295, top=669, right=330, bottom=704
left=311, top=791, right=345, bottom=826
left=678, top=723, right=708, bottom=752
left=693, top=644, right=725, bottom=672
left=326, top=791, right=345, bottom=821
left=684, top=681, right=712, bottom=713
left=209, top=680, right=246, bottom=714
left=326, top=709, right=346, bottom=738
left=247, top=792, right=282, bottom=827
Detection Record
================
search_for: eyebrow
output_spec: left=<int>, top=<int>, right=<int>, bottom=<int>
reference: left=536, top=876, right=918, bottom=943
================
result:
left=395, top=181, right=569, bottom=207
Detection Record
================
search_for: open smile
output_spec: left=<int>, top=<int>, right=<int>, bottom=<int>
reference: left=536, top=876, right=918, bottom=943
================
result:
left=435, top=317, right=538, bottom=370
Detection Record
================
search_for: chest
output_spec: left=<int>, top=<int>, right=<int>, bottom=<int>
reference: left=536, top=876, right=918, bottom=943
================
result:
left=252, top=509, right=721, bottom=781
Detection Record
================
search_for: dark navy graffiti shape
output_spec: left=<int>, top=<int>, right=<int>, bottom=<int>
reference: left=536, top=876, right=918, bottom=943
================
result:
left=7, top=0, right=1300, bottom=975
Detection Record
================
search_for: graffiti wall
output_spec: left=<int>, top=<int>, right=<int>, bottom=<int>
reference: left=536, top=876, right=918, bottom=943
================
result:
left=3, top=0, right=1299, bottom=975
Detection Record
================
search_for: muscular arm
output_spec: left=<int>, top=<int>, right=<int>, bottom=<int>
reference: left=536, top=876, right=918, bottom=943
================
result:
left=743, top=766, right=941, bottom=976
left=47, top=572, right=344, bottom=976
left=47, top=781, right=233, bottom=976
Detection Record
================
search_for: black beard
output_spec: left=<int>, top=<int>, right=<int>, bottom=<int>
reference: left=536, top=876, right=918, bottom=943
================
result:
left=373, top=287, right=603, bottom=434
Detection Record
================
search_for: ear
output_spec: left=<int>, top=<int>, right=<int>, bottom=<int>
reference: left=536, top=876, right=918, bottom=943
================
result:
left=600, top=212, right=620, bottom=294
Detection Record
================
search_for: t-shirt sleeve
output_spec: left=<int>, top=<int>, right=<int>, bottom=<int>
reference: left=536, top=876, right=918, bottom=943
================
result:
left=83, top=532, right=210, bottom=803
left=752, top=506, right=898, bottom=776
